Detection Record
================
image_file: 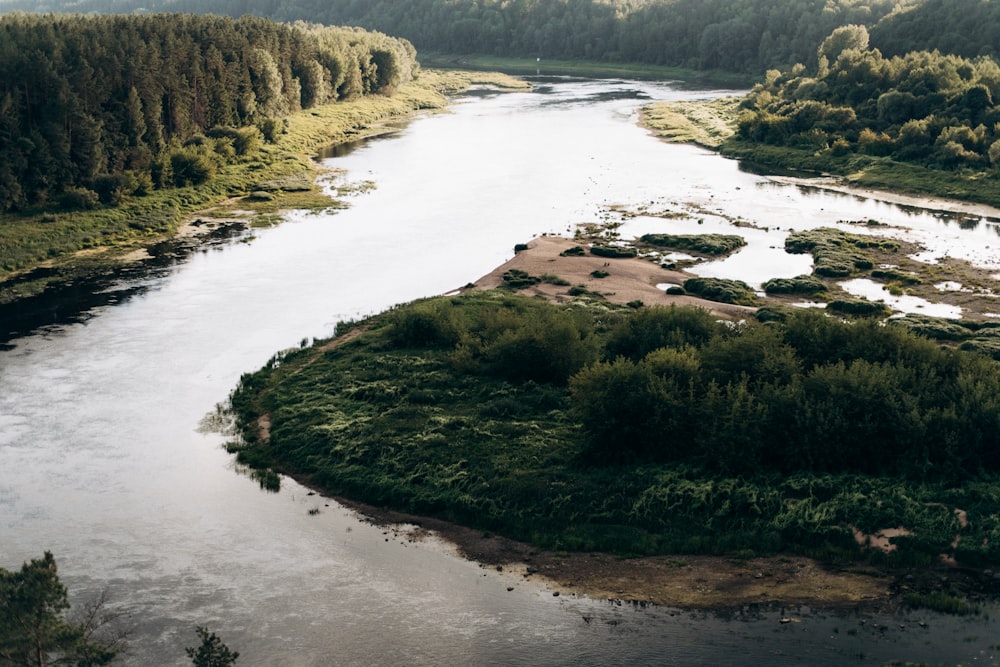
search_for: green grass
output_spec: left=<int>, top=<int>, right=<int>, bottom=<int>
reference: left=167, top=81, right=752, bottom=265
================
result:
left=641, top=97, right=743, bottom=148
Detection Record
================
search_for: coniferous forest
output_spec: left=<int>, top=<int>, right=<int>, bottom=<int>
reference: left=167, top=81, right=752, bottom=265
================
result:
left=0, top=13, right=417, bottom=213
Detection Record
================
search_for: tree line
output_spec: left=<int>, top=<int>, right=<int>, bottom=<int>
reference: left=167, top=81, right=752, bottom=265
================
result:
left=0, top=13, right=417, bottom=212
left=2, top=0, right=913, bottom=74
left=734, top=25, right=1000, bottom=172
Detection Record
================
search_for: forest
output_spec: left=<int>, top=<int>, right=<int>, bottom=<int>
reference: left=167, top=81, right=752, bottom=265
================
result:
left=2, top=0, right=917, bottom=74
left=228, top=292, right=1000, bottom=564
left=0, top=13, right=417, bottom=213
left=732, top=25, right=1000, bottom=174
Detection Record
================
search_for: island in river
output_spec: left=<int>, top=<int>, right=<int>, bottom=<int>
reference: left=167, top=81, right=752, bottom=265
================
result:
left=227, top=215, right=1000, bottom=614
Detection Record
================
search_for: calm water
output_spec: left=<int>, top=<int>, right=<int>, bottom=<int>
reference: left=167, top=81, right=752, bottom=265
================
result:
left=2, top=77, right=1000, bottom=665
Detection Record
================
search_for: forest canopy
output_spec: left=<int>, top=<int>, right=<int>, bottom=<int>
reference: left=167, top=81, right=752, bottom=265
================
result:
left=1, top=0, right=914, bottom=75
left=733, top=25, right=1000, bottom=173
left=0, top=13, right=417, bottom=212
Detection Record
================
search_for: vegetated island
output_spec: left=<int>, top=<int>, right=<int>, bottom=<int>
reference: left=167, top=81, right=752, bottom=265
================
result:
left=228, top=229, right=1000, bottom=612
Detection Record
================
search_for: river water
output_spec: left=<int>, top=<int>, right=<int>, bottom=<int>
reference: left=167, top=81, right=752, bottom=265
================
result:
left=3, top=77, right=1000, bottom=665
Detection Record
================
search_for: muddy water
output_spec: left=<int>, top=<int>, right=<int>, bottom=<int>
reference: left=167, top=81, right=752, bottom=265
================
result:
left=2, top=78, right=1000, bottom=665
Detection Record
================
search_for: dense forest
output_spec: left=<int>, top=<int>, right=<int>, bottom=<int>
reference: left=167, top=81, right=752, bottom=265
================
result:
left=733, top=25, right=1000, bottom=173
left=1, top=0, right=913, bottom=74
left=869, top=0, right=1000, bottom=60
left=229, top=293, right=1000, bottom=561
left=0, top=13, right=417, bottom=212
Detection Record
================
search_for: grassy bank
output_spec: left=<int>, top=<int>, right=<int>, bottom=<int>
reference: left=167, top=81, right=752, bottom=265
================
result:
left=228, top=292, right=1000, bottom=567
left=0, top=69, right=527, bottom=304
left=420, top=53, right=755, bottom=87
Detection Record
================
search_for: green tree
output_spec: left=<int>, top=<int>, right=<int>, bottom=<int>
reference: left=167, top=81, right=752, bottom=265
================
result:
left=185, top=627, right=239, bottom=667
left=0, top=552, right=119, bottom=667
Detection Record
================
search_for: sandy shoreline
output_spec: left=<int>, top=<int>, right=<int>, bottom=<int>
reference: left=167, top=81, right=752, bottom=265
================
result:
left=334, top=496, right=894, bottom=611
left=464, top=234, right=756, bottom=319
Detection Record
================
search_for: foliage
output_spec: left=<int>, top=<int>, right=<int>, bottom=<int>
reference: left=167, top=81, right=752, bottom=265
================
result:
left=682, top=277, right=757, bottom=306
left=0, top=13, right=417, bottom=213
left=762, top=274, right=827, bottom=294
left=734, top=29, right=1000, bottom=180
left=1, top=0, right=911, bottom=76
left=0, top=552, right=120, bottom=666
left=639, top=233, right=746, bottom=256
left=186, top=627, right=239, bottom=667
left=589, top=245, right=637, bottom=259
left=228, top=293, right=1000, bottom=563
left=826, top=299, right=891, bottom=317
left=784, top=228, right=897, bottom=277
left=500, top=269, right=540, bottom=288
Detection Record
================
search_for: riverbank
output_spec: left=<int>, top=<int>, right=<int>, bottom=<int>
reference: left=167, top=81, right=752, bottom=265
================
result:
left=0, top=69, right=528, bottom=307
left=420, top=54, right=755, bottom=87
left=641, top=97, right=1000, bottom=211
left=336, top=496, right=895, bottom=610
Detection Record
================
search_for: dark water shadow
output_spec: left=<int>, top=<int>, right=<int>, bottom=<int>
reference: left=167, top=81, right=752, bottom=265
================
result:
left=0, top=222, right=249, bottom=349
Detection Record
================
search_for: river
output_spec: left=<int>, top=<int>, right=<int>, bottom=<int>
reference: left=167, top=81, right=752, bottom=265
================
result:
left=2, top=77, right=1000, bottom=665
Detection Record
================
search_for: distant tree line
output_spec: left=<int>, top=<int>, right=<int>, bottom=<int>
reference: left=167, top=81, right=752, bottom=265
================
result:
left=1, top=0, right=912, bottom=74
left=0, top=13, right=417, bottom=212
left=734, top=25, right=1000, bottom=172
left=869, top=0, right=1000, bottom=61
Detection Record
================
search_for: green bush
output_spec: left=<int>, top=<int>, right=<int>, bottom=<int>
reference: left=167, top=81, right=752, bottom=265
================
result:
left=762, top=274, right=827, bottom=294
left=501, top=269, right=541, bottom=288
left=640, top=233, right=747, bottom=256
left=57, top=187, right=100, bottom=210
left=590, top=245, right=637, bottom=258
left=826, top=299, right=891, bottom=317
left=682, top=277, right=757, bottom=305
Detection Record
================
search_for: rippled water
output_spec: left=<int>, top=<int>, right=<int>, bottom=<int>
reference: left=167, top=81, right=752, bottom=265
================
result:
left=2, top=77, right=1000, bottom=665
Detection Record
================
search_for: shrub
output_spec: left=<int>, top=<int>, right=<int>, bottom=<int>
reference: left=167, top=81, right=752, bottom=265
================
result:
left=57, top=187, right=100, bottom=210
left=762, top=275, right=827, bottom=294
left=682, top=277, right=757, bottom=306
left=560, top=246, right=586, bottom=257
left=388, top=302, right=465, bottom=348
left=501, top=269, right=540, bottom=288
left=640, top=233, right=747, bottom=255
left=826, top=299, right=891, bottom=317
left=590, top=245, right=637, bottom=258
left=169, top=148, right=217, bottom=186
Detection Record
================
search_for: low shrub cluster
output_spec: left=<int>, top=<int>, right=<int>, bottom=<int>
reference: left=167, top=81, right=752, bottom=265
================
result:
left=785, top=227, right=898, bottom=277
left=682, top=277, right=758, bottom=305
left=590, top=245, right=637, bottom=258
left=639, top=233, right=747, bottom=256
left=762, top=274, right=828, bottom=295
